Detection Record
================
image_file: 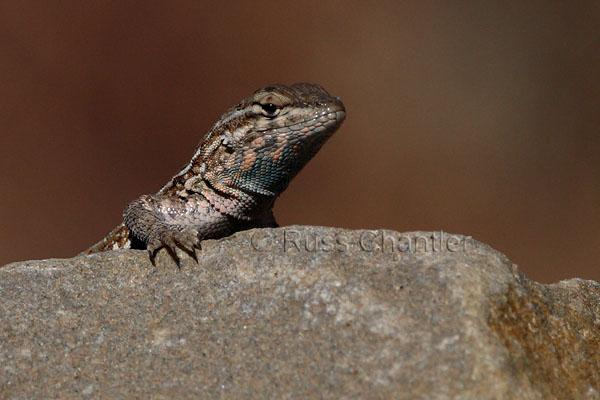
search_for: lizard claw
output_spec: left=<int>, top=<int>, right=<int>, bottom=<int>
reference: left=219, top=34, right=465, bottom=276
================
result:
left=146, top=229, right=201, bottom=268
left=148, top=246, right=159, bottom=267
left=174, top=239, right=198, bottom=264
left=147, top=240, right=182, bottom=269
left=162, top=244, right=182, bottom=269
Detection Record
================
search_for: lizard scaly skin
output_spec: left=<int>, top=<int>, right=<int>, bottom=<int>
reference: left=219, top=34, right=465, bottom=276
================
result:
left=84, top=83, right=346, bottom=265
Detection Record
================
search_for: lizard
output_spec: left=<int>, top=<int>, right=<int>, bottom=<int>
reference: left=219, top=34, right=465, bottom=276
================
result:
left=83, top=82, right=346, bottom=266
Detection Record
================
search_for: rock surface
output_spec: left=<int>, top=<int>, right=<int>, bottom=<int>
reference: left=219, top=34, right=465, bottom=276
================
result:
left=0, top=227, right=599, bottom=399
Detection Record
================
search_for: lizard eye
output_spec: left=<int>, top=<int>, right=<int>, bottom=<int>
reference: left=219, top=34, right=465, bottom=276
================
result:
left=260, top=103, right=280, bottom=117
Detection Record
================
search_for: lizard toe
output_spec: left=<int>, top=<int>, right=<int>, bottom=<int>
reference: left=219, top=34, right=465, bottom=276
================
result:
left=146, top=229, right=199, bottom=267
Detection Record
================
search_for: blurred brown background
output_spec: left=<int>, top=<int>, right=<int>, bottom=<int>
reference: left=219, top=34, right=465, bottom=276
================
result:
left=1, top=2, right=598, bottom=283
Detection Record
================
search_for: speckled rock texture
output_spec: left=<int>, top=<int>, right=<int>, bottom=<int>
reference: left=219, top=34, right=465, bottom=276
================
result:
left=1, top=227, right=599, bottom=399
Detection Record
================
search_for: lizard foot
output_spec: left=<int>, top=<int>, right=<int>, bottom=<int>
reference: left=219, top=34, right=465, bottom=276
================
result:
left=147, top=229, right=201, bottom=268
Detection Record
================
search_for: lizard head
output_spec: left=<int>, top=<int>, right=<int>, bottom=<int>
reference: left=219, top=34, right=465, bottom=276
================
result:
left=197, top=83, right=346, bottom=198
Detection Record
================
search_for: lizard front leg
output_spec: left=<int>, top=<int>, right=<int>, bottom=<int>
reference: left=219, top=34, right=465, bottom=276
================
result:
left=123, top=193, right=233, bottom=266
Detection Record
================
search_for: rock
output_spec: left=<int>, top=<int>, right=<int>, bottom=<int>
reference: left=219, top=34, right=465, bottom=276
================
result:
left=0, top=227, right=598, bottom=399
